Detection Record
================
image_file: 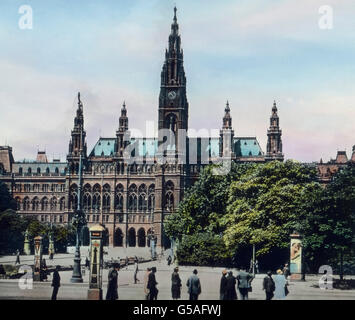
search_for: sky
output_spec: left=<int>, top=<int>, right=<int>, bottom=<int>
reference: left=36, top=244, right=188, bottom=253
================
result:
left=0, top=0, right=354, bottom=163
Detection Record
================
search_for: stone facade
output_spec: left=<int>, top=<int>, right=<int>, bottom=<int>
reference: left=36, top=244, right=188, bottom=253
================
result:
left=0, top=8, right=284, bottom=250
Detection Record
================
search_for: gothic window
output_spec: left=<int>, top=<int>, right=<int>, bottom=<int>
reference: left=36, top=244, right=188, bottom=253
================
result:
left=138, top=184, right=147, bottom=212
left=46, top=168, right=50, bottom=174
left=59, top=197, right=65, bottom=211
left=92, top=184, right=101, bottom=212
left=83, top=193, right=91, bottom=212
left=55, top=167, right=59, bottom=175
left=138, top=228, right=146, bottom=247
left=128, top=228, right=136, bottom=247
left=69, top=184, right=78, bottom=210
left=31, top=197, right=39, bottom=211
left=103, top=184, right=111, bottom=212
left=164, top=181, right=174, bottom=212
left=23, top=197, right=30, bottom=211
left=19, top=167, right=23, bottom=175
left=42, top=184, right=49, bottom=192
left=148, top=184, right=155, bottom=212
left=37, top=168, right=41, bottom=174
left=41, top=197, right=49, bottom=211
left=28, top=167, right=32, bottom=174
left=15, top=197, right=21, bottom=210
left=50, top=197, right=57, bottom=211
left=115, top=184, right=124, bottom=212
left=128, top=184, right=137, bottom=212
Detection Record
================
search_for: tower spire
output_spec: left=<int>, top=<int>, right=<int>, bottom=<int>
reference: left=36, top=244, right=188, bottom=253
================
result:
left=266, top=100, right=283, bottom=161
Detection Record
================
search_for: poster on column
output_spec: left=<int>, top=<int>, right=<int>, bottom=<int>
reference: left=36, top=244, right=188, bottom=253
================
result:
left=290, top=238, right=302, bottom=274
left=90, top=239, right=101, bottom=288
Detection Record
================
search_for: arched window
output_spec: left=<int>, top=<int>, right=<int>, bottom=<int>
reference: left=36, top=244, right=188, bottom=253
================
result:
left=55, top=167, right=59, bottom=175
left=15, top=197, right=21, bottom=211
left=19, top=167, right=23, bottom=175
left=41, top=197, right=49, bottom=211
left=128, top=228, right=136, bottom=247
left=31, top=197, right=39, bottom=211
left=137, top=228, right=146, bottom=247
left=103, top=184, right=111, bottom=212
left=114, top=228, right=124, bottom=247
left=28, top=167, right=32, bottom=174
left=83, top=184, right=92, bottom=212
left=59, top=197, right=65, bottom=211
left=83, top=193, right=91, bottom=212
left=37, top=167, right=41, bottom=174
left=138, top=184, right=147, bottom=212
left=128, top=184, right=137, bottom=211
left=23, top=197, right=30, bottom=211
left=115, top=184, right=124, bottom=211
left=50, top=197, right=57, bottom=211
left=164, top=181, right=174, bottom=212
left=148, top=184, right=155, bottom=212
left=69, top=184, right=78, bottom=210
left=92, top=184, right=101, bottom=212
left=46, top=168, right=50, bottom=174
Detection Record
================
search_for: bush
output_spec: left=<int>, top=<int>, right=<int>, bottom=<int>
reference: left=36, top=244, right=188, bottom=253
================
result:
left=176, top=233, right=231, bottom=266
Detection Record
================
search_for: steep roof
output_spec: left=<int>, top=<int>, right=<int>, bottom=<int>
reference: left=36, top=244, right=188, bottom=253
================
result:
left=89, top=136, right=264, bottom=159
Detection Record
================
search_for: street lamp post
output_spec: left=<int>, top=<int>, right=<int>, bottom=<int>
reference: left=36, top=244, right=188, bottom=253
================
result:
left=70, top=130, right=86, bottom=283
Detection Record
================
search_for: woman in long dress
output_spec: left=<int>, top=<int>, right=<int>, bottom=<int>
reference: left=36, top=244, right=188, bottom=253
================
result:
left=171, top=267, right=182, bottom=300
left=274, top=269, right=287, bottom=299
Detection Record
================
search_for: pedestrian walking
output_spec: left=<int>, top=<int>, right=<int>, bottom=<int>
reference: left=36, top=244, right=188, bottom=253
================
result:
left=147, top=267, right=158, bottom=300
left=219, top=270, right=228, bottom=300
left=236, top=267, right=253, bottom=300
left=283, top=263, right=290, bottom=278
left=186, top=269, right=201, bottom=300
left=263, top=271, right=275, bottom=300
left=51, top=265, right=61, bottom=300
left=225, top=271, right=237, bottom=300
left=15, top=249, right=20, bottom=265
left=171, top=267, right=182, bottom=300
left=255, top=260, right=259, bottom=274
left=134, top=259, right=140, bottom=284
left=274, top=269, right=288, bottom=299
left=167, top=255, right=172, bottom=266
left=85, top=257, right=90, bottom=269
left=41, top=259, right=48, bottom=281
left=144, top=268, right=151, bottom=300
left=106, top=263, right=120, bottom=300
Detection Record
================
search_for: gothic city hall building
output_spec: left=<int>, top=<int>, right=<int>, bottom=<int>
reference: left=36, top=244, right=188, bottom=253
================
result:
left=0, top=8, right=285, bottom=250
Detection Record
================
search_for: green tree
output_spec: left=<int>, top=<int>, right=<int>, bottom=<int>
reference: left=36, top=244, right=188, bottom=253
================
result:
left=298, top=164, right=355, bottom=274
left=0, top=209, right=25, bottom=254
left=221, top=160, right=317, bottom=268
left=0, top=182, right=16, bottom=212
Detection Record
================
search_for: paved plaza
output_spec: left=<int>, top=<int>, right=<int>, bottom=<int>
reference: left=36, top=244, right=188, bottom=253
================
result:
left=0, top=252, right=355, bottom=300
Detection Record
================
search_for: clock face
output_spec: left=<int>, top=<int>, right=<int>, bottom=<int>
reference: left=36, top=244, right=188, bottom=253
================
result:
left=168, top=91, right=176, bottom=100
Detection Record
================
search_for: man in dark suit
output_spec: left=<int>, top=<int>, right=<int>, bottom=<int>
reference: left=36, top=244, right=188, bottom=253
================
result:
left=51, top=265, right=61, bottom=300
left=263, top=271, right=275, bottom=300
left=186, top=269, right=201, bottom=300
left=147, top=267, right=158, bottom=300
left=236, top=267, right=253, bottom=300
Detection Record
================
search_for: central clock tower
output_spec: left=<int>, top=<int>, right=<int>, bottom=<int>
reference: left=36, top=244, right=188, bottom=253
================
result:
left=158, top=7, right=189, bottom=153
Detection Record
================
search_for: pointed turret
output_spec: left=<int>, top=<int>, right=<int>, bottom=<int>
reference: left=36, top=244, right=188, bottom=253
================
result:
left=67, top=92, right=87, bottom=173
left=266, top=100, right=284, bottom=161
left=115, top=101, right=130, bottom=156
left=158, top=7, right=189, bottom=156
left=220, top=101, right=235, bottom=157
